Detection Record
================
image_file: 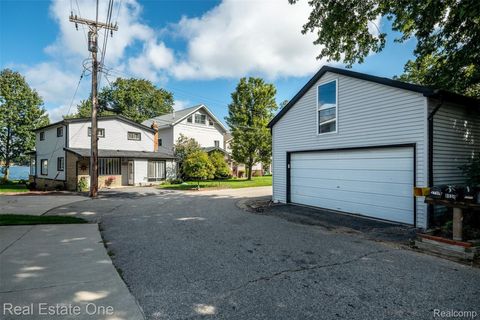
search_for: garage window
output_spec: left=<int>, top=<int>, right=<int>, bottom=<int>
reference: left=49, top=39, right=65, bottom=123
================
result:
left=317, top=80, right=337, bottom=134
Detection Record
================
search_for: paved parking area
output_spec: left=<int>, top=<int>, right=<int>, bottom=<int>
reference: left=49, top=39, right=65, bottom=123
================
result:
left=48, top=187, right=480, bottom=320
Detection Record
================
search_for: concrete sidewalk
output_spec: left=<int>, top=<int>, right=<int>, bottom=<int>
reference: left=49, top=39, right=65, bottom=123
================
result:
left=0, top=224, right=144, bottom=319
left=0, top=194, right=88, bottom=215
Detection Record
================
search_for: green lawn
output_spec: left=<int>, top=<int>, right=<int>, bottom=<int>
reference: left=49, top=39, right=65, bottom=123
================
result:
left=0, top=181, right=28, bottom=193
left=0, top=214, right=87, bottom=226
left=159, top=175, right=272, bottom=190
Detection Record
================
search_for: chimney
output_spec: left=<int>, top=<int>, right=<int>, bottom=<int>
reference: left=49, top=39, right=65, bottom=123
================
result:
left=151, top=121, right=159, bottom=152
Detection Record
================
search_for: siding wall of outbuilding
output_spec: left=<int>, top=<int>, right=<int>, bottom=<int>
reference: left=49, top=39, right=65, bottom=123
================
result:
left=430, top=99, right=480, bottom=186
left=272, top=71, right=429, bottom=228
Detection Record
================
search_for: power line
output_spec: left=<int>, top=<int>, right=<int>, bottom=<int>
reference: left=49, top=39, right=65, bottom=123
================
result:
left=102, top=67, right=230, bottom=108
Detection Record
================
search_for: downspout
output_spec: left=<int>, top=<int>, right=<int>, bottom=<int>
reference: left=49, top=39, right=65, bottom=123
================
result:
left=427, top=97, right=444, bottom=227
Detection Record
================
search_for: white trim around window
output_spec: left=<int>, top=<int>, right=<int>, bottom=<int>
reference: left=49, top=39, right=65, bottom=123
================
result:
left=316, top=79, right=338, bottom=135
left=127, top=131, right=141, bottom=141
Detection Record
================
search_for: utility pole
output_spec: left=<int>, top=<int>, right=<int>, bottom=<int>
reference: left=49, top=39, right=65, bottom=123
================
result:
left=69, top=2, right=117, bottom=197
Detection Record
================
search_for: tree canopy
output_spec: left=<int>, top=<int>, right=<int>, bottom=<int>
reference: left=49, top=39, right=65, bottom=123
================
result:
left=73, top=78, right=174, bottom=122
left=291, top=0, right=480, bottom=97
left=0, top=69, right=49, bottom=181
left=225, top=77, right=277, bottom=180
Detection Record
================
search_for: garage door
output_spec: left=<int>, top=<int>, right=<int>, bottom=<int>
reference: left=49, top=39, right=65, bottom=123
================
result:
left=289, top=146, right=414, bottom=224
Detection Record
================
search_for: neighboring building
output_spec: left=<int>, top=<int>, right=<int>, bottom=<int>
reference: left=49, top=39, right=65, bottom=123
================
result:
left=144, top=104, right=244, bottom=175
left=268, top=66, right=480, bottom=229
left=223, top=134, right=268, bottom=177
left=30, top=115, right=176, bottom=191
left=143, top=104, right=228, bottom=152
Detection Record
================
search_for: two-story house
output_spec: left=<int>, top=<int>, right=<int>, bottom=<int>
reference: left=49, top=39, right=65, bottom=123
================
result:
left=30, top=115, right=176, bottom=191
left=143, top=104, right=270, bottom=178
left=142, top=104, right=228, bottom=152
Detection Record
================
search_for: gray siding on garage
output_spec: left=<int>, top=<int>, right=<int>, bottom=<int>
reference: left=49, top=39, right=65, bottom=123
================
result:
left=430, top=99, right=480, bottom=185
left=272, top=71, right=429, bottom=228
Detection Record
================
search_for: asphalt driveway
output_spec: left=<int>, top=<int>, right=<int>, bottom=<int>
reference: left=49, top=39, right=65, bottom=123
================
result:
left=49, top=187, right=480, bottom=320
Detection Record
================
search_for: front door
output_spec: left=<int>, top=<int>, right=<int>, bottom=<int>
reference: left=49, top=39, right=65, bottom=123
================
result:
left=128, top=161, right=134, bottom=185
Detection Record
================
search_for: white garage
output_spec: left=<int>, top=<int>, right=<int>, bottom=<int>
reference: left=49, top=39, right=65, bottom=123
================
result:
left=288, top=146, right=415, bottom=224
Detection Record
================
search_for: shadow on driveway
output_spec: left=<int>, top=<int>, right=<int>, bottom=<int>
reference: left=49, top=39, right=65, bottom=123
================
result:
left=244, top=198, right=417, bottom=244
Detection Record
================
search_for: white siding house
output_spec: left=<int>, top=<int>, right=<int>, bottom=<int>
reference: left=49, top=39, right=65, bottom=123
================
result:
left=143, top=104, right=228, bottom=152
left=269, top=66, right=480, bottom=229
left=31, top=115, right=176, bottom=191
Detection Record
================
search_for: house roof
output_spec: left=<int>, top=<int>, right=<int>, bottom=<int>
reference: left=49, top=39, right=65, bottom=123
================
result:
left=268, top=66, right=480, bottom=128
left=142, top=104, right=228, bottom=133
left=34, top=115, right=155, bottom=133
left=64, top=148, right=176, bottom=159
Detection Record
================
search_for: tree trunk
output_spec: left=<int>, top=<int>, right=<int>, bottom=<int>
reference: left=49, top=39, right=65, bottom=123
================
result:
left=3, top=126, right=11, bottom=182
left=2, top=162, right=10, bottom=182
left=247, top=156, right=253, bottom=180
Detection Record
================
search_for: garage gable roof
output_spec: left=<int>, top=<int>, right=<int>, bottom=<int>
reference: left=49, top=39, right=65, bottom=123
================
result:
left=268, top=66, right=480, bottom=128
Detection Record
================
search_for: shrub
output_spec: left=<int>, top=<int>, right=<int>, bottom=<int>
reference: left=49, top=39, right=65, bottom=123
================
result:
left=209, top=151, right=230, bottom=179
left=169, top=178, right=184, bottom=185
left=183, top=151, right=215, bottom=188
left=77, top=177, right=88, bottom=192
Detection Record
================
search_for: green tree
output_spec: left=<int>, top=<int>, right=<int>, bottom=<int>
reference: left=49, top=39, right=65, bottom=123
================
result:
left=183, top=150, right=215, bottom=189
left=0, top=69, right=49, bottom=181
left=71, top=78, right=174, bottom=122
left=225, top=77, right=277, bottom=180
left=291, top=0, right=480, bottom=97
left=174, top=134, right=201, bottom=178
left=209, top=151, right=230, bottom=179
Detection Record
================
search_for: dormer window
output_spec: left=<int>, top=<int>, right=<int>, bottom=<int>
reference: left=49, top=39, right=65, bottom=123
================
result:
left=187, top=116, right=192, bottom=123
left=195, top=114, right=206, bottom=125
left=214, top=140, right=220, bottom=148
left=209, top=118, right=214, bottom=126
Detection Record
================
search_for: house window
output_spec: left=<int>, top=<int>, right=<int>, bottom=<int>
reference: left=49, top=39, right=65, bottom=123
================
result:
left=88, top=127, right=105, bottom=138
left=194, top=114, right=206, bottom=125
left=57, top=157, right=64, bottom=171
left=127, top=131, right=141, bottom=141
left=40, top=159, right=48, bottom=175
left=158, top=138, right=163, bottom=147
left=317, top=80, right=337, bottom=134
left=187, top=116, right=192, bottom=123
left=57, top=127, right=63, bottom=137
left=40, top=132, right=45, bottom=141
left=214, top=140, right=220, bottom=148
left=98, top=158, right=120, bottom=175
left=147, top=160, right=166, bottom=181
left=209, top=118, right=214, bottom=126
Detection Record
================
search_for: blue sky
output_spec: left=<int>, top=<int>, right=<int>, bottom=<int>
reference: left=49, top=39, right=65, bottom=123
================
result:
left=0, top=0, right=417, bottom=124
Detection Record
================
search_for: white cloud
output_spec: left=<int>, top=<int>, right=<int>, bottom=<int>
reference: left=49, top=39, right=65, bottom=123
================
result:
left=170, top=0, right=326, bottom=80
left=127, top=40, right=174, bottom=81
left=47, top=105, right=74, bottom=122
left=173, top=99, right=190, bottom=111
left=22, top=62, right=84, bottom=106
left=46, top=0, right=153, bottom=65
